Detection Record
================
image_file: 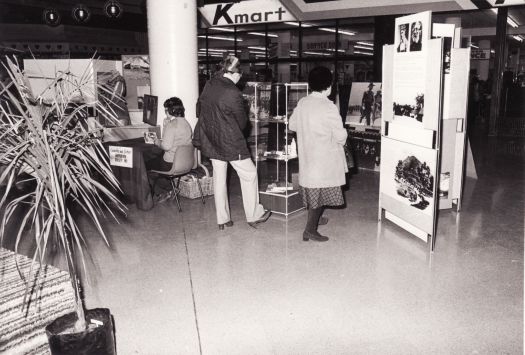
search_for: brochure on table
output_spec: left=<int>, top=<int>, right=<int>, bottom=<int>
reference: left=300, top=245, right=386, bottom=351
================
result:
left=379, top=11, right=442, bottom=250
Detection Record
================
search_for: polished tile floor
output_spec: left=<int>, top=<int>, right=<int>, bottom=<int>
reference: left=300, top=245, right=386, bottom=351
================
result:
left=5, top=136, right=525, bottom=354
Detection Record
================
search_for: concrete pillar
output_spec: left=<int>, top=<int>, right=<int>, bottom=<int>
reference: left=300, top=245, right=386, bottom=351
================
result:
left=146, top=0, right=198, bottom=131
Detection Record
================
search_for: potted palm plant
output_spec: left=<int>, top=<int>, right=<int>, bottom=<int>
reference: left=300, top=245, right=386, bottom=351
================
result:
left=0, top=56, right=125, bottom=355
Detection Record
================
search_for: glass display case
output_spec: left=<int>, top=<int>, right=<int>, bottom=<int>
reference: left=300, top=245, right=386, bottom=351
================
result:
left=243, top=82, right=309, bottom=216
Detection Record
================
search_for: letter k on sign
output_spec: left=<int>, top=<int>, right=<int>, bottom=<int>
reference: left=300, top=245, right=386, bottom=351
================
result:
left=213, top=4, right=233, bottom=25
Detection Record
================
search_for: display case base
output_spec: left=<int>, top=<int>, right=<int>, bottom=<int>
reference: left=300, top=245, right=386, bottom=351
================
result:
left=259, top=190, right=305, bottom=216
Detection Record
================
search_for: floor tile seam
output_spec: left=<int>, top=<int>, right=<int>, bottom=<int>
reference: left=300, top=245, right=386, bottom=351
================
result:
left=182, top=224, right=203, bottom=355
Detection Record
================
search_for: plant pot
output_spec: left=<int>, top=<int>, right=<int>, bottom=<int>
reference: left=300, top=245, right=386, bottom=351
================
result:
left=45, top=308, right=116, bottom=355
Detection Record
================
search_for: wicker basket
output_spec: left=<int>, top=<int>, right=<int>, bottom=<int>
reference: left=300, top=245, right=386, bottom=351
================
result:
left=179, top=173, right=214, bottom=199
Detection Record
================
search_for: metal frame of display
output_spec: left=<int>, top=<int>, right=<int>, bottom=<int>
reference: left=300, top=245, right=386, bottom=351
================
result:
left=251, top=82, right=308, bottom=217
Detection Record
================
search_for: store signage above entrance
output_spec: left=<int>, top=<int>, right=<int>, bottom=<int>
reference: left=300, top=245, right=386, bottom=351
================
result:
left=199, top=0, right=296, bottom=27
left=470, top=49, right=491, bottom=60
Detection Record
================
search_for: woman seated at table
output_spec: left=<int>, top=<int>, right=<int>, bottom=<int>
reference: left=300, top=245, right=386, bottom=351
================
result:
left=145, top=96, right=193, bottom=172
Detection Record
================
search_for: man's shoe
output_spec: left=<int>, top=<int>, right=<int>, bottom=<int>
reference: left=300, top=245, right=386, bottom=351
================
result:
left=247, top=210, right=272, bottom=228
left=318, top=216, right=329, bottom=226
left=302, top=230, right=329, bottom=242
left=218, top=220, right=234, bottom=230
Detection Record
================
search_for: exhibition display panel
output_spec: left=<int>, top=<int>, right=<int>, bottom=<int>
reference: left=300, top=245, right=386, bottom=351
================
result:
left=379, top=11, right=471, bottom=251
left=379, top=11, right=446, bottom=250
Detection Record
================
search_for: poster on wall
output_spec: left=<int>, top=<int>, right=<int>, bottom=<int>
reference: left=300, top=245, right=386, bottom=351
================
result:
left=122, top=55, right=150, bottom=111
left=380, top=137, right=436, bottom=216
left=345, top=82, right=382, bottom=127
left=96, top=69, right=130, bottom=126
left=392, top=11, right=432, bottom=129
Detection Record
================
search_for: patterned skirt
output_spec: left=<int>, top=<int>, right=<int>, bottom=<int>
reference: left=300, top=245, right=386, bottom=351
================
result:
left=299, top=186, right=344, bottom=209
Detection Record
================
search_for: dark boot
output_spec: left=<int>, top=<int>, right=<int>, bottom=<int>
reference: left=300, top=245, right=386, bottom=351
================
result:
left=303, top=207, right=328, bottom=242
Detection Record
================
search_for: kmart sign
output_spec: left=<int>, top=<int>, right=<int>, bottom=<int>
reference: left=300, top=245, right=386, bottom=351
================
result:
left=199, top=0, right=296, bottom=27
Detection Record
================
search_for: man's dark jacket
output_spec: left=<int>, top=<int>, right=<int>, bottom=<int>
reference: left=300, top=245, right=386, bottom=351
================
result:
left=194, top=76, right=250, bottom=161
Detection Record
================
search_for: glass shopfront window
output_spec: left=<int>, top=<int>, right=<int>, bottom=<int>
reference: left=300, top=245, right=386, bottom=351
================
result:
left=197, top=17, right=376, bottom=84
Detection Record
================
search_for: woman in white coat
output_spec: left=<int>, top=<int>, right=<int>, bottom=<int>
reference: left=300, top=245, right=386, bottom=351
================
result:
left=289, top=66, right=348, bottom=242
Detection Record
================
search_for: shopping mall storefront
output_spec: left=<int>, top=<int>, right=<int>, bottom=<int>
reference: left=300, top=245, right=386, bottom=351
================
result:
left=197, top=0, right=525, bottom=135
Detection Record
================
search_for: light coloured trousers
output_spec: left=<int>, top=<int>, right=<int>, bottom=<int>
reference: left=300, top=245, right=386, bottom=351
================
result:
left=211, top=158, right=265, bottom=224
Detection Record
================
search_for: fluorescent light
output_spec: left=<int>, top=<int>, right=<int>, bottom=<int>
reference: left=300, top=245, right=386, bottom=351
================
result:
left=209, top=27, right=234, bottom=32
left=198, top=35, right=241, bottom=42
left=512, top=35, right=523, bottom=42
left=507, top=17, right=519, bottom=28
left=490, top=9, right=520, bottom=28
left=356, top=41, right=374, bottom=47
left=284, top=21, right=312, bottom=27
left=248, top=46, right=266, bottom=51
left=326, top=48, right=345, bottom=52
left=199, top=48, right=229, bottom=52
left=319, top=27, right=355, bottom=36
left=354, top=50, right=373, bottom=56
left=248, top=32, right=278, bottom=38
left=284, top=22, right=355, bottom=35
left=470, top=44, right=479, bottom=48
left=304, top=51, right=332, bottom=56
left=354, top=45, right=373, bottom=51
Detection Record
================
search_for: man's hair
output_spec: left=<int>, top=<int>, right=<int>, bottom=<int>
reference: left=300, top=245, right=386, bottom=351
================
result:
left=221, top=55, right=241, bottom=74
left=164, top=97, right=185, bottom=117
left=308, top=66, right=332, bottom=92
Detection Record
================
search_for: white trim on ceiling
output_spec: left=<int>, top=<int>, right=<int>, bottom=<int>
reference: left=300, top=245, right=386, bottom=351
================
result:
left=280, top=0, right=478, bottom=21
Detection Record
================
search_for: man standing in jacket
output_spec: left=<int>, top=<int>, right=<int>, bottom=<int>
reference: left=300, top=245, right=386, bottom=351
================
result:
left=194, top=55, right=271, bottom=230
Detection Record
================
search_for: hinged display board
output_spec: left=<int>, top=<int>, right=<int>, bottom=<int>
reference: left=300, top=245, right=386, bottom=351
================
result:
left=379, top=11, right=443, bottom=251
left=432, top=24, right=471, bottom=211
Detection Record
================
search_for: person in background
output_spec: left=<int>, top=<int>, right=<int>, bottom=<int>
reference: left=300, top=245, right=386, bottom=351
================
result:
left=145, top=97, right=192, bottom=200
left=359, top=82, right=375, bottom=125
left=194, top=55, right=271, bottom=230
left=372, top=88, right=382, bottom=125
left=289, top=66, right=348, bottom=242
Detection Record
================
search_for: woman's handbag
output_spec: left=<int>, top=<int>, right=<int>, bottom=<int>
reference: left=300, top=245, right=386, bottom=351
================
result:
left=344, top=142, right=355, bottom=170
